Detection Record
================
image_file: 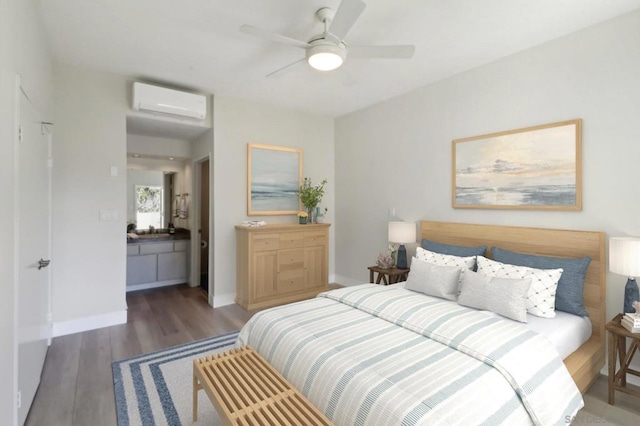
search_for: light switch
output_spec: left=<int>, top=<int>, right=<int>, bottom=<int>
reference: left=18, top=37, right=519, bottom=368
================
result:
left=110, top=166, right=118, bottom=177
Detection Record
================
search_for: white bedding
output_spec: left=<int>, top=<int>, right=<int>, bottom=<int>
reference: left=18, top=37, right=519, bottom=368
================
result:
left=391, top=281, right=592, bottom=359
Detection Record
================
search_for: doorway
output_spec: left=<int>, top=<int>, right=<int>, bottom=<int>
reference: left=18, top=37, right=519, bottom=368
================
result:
left=197, top=158, right=210, bottom=296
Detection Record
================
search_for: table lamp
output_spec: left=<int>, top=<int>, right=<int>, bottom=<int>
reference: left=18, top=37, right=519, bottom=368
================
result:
left=388, top=222, right=416, bottom=269
left=609, top=237, right=640, bottom=314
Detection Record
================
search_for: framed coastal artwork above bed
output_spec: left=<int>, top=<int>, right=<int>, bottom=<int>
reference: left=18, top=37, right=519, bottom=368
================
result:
left=452, top=119, right=582, bottom=210
left=247, top=143, right=302, bottom=215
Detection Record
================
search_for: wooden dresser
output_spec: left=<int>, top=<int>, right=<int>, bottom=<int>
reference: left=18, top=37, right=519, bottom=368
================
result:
left=235, top=223, right=330, bottom=310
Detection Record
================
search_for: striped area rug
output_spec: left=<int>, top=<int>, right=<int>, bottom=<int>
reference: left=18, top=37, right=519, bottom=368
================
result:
left=112, top=330, right=239, bottom=426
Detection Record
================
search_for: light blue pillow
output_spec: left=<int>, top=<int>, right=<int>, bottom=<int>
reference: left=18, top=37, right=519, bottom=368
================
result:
left=422, top=239, right=487, bottom=257
left=491, top=247, right=591, bottom=317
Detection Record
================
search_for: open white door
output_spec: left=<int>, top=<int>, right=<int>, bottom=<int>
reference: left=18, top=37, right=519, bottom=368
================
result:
left=16, top=80, right=52, bottom=425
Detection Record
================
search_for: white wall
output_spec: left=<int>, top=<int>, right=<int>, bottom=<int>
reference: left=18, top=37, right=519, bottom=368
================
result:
left=212, top=96, right=335, bottom=306
left=1, top=0, right=52, bottom=423
left=335, top=11, right=640, bottom=380
left=52, top=63, right=129, bottom=330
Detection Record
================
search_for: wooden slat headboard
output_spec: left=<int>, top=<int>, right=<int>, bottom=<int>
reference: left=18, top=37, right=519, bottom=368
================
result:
left=419, top=221, right=606, bottom=392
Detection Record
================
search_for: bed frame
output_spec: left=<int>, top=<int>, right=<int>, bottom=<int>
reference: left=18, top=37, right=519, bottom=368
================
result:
left=419, top=221, right=606, bottom=394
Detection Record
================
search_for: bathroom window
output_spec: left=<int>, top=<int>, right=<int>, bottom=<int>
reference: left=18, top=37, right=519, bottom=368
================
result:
left=135, top=185, right=163, bottom=230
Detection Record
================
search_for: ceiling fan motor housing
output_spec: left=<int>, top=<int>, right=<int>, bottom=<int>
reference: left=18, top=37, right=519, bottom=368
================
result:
left=306, top=40, right=347, bottom=71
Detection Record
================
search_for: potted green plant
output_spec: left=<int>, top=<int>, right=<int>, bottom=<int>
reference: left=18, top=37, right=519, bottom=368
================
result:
left=299, top=177, right=327, bottom=223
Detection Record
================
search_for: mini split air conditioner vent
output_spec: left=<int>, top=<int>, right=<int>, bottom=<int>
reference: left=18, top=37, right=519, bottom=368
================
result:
left=132, top=82, right=206, bottom=120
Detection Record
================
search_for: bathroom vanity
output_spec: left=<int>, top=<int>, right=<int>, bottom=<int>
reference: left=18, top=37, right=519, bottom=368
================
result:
left=126, top=233, right=190, bottom=291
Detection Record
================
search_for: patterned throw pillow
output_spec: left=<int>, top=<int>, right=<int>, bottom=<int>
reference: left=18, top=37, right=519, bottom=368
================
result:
left=476, top=256, right=563, bottom=318
left=414, top=247, right=476, bottom=286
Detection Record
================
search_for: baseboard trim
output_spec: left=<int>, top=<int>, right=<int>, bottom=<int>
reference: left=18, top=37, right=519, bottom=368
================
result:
left=213, top=292, right=235, bottom=308
left=52, top=310, right=127, bottom=337
left=126, top=279, right=186, bottom=292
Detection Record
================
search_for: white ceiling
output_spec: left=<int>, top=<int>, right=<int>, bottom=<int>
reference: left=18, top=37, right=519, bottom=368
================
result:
left=39, top=0, right=640, bottom=117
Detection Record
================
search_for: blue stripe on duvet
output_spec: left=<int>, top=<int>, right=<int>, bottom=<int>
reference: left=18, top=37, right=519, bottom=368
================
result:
left=281, top=315, right=375, bottom=376
left=325, top=337, right=425, bottom=419
left=400, top=364, right=492, bottom=425
left=301, top=324, right=401, bottom=395
left=482, top=394, right=524, bottom=426
left=354, top=347, right=451, bottom=425
left=252, top=302, right=349, bottom=351
left=265, top=306, right=355, bottom=361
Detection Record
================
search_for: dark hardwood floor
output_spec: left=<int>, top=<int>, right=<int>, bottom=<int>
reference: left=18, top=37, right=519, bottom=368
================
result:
left=25, top=284, right=257, bottom=426
left=25, top=284, right=640, bottom=425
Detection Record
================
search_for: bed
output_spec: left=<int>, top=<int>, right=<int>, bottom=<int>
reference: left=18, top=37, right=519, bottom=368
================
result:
left=237, top=221, right=606, bottom=425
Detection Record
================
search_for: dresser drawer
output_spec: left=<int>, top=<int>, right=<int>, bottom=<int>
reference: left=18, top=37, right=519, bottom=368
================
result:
left=252, top=234, right=280, bottom=251
left=279, top=232, right=304, bottom=249
left=140, top=242, right=174, bottom=254
left=304, top=232, right=327, bottom=247
left=278, top=269, right=305, bottom=294
left=278, top=249, right=304, bottom=271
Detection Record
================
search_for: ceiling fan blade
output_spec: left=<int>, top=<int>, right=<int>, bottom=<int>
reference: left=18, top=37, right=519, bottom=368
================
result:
left=266, top=58, right=306, bottom=78
left=240, top=25, right=309, bottom=49
left=328, top=0, right=366, bottom=41
left=349, top=45, right=415, bottom=59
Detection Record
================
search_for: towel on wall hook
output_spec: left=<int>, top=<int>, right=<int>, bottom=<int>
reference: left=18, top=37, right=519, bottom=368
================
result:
left=173, top=195, right=180, bottom=218
left=179, top=194, right=189, bottom=219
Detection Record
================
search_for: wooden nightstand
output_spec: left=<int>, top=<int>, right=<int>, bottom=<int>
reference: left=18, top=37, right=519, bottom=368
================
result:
left=606, top=313, right=640, bottom=405
left=367, top=266, right=410, bottom=285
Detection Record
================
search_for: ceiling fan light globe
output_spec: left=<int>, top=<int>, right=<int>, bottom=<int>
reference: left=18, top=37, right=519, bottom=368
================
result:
left=306, top=43, right=346, bottom=71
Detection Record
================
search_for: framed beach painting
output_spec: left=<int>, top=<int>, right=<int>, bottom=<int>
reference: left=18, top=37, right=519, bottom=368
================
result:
left=452, top=119, right=582, bottom=210
left=247, top=143, right=302, bottom=215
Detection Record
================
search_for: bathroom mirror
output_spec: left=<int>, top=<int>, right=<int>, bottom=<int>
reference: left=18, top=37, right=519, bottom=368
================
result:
left=127, top=156, right=189, bottom=231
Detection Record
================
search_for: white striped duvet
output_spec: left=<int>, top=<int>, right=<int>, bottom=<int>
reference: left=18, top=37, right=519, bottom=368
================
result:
left=237, top=284, right=583, bottom=425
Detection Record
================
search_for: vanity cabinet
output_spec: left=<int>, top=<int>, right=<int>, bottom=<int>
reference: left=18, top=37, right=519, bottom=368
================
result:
left=235, top=223, right=330, bottom=310
left=126, top=239, right=189, bottom=290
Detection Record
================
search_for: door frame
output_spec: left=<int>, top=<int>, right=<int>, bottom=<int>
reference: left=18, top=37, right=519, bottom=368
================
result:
left=191, top=154, right=213, bottom=306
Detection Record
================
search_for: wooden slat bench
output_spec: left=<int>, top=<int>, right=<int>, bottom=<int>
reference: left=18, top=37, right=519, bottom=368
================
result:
left=193, top=345, right=333, bottom=425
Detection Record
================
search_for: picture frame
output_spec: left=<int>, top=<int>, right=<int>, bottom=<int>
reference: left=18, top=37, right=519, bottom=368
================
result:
left=247, top=143, right=302, bottom=215
left=452, top=119, right=582, bottom=210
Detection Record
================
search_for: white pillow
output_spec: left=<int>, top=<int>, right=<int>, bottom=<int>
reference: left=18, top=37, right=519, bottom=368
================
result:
left=405, top=257, right=461, bottom=301
left=476, top=256, right=563, bottom=318
left=458, top=270, right=532, bottom=322
left=414, top=247, right=475, bottom=286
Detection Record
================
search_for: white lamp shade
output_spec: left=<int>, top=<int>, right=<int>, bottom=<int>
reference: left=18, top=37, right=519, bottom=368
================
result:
left=388, top=222, right=416, bottom=244
left=609, top=237, right=640, bottom=277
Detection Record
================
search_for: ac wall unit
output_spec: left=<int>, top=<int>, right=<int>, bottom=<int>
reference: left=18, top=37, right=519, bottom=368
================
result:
left=132, top=82, right=206, bottom=120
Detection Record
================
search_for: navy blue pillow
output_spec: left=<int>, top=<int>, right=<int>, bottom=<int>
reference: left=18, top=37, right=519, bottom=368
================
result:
left=422, top=239, right=487, bottom=257
left=491, top=247, right=591, bottom=317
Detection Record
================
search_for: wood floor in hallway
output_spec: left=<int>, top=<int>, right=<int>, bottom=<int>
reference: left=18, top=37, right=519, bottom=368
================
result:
left=25, top=284, right=640, bottom=425
left=25, top=284, right=256, bottom=426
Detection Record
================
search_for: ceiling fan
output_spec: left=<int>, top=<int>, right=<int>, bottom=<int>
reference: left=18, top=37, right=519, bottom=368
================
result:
left=240, top=0, right=415, bottom=77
